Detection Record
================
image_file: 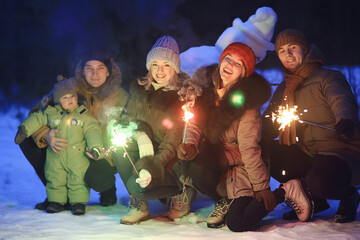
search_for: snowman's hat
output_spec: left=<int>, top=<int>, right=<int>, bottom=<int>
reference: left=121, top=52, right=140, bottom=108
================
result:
left=215, top=7, right=277, bottom=63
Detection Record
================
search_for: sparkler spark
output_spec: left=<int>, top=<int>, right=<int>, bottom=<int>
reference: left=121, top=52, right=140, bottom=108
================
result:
left=270, top=104, right=299, bottom=130
left=265, top=105, right=335, bottom=132
left=105, top=119, right=139, bottom=175
left=181, top=103, right=194, bottom=143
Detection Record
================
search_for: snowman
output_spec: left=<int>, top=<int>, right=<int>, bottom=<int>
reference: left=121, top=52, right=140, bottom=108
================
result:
left=180, top=7, right=277, bottom=76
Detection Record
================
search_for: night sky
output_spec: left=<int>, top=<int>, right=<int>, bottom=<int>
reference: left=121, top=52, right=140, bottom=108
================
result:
left=1, top=0, right=360, bottom=103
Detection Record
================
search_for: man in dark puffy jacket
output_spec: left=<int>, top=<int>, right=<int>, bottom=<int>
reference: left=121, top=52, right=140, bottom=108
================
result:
left=262, top=29, right=360, bottom=223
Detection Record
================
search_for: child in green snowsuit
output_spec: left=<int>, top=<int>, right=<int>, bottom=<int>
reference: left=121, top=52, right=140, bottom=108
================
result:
left=15, top=79, right=103, bottom=215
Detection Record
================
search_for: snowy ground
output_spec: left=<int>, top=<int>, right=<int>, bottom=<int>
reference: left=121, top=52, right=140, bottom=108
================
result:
left=1, top=67, right=360, bottom=240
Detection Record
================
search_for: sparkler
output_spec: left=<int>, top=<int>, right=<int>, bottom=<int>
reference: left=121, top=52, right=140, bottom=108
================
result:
left=112, top=129, right=139, bottom=176
left=181, top=103, right=194, bottom=143
left=265, top=105, right=335, bottom=131
left=105, top=119, right=139, bottom=176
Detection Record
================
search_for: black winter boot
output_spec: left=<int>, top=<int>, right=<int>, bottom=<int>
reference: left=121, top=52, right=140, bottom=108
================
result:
left=72, top=203, right=86, bottom=216
left=334, top=189, right=360, bottom=223
left=35, top=198, right=48, bottom=210
left=100, top=186, right=117, bottom=206
left=46, top=202, right=64, bottom=213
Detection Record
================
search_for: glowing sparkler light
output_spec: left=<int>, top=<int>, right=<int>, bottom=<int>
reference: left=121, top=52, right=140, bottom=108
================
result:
left=181, top=103, right=195, bottom=143
left=105, top=119, right=139, bottom=175
left=271, top=104, right=300, bottom=130
left=111, top=129, right=127, bottom=147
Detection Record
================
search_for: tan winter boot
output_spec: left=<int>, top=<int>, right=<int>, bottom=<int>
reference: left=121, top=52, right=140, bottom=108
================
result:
left=168, top=187, right=197, bottom=220
left=120, top=195, right=150, bottom=225
left=281, top=178, right=314, bottom=222
left=207, top=198, right=233, bottom=228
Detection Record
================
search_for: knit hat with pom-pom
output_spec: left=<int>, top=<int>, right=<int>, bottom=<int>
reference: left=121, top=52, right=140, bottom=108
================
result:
left=52, top=76, right=77, bottom=104
left=146, top=36, right=180, bottom=73
left=219, top=42, right=256, bottom=78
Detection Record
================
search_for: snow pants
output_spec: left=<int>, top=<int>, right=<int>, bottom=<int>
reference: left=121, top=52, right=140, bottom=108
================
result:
left=19, top=137, right=116, bottom=193
left=45, top=143, right=90, bottom=205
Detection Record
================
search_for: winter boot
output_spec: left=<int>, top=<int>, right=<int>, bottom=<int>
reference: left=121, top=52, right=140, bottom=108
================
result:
left=72, top=203, right=86, bottom=216
left=46, top=202, right=65, bottom=213
left=100, top=186, right=117, bottom=207
left=281, top=179, right=314, bottom=222
left=283, top=197, right=330, bottom=220
left=334, top=188, right=360, bottom=223
left=35, top=198, right=48, bottom=210
left=120, top=195, right=150, bottom=225
left=207, top=198, right=232, bottom=228
left=168, top=187, right=197, bottom=220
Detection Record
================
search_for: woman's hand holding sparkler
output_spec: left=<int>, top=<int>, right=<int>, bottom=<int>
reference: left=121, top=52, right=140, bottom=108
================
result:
left=135, top=169, right=152, bottom=188
left=177, top=143, right=198, bottom=160
left=135, top=131, right=154, bottom=158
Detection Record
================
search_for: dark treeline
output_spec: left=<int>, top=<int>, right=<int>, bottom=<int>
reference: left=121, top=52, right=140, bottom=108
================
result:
left=1, top=0, right=359, bottom=104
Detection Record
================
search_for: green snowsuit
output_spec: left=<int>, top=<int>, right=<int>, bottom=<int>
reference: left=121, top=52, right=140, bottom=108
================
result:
left=20, top=104, right=103, bottom=205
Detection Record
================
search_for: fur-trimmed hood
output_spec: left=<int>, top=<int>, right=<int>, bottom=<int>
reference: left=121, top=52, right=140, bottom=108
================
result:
left=74, top=58, right=124, bottom=102
left=186, top=65, right=272, bottom=143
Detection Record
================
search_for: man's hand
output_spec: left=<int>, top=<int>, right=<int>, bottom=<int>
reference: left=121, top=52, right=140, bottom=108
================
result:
left=44, top=129, right=68, bottom=154
left=255, top=188, right=277, bottom=212
left=14, top=126, right=27, bottom=144
left=177, top=143, right=198, bottom=160
left=135, top=169, right=152, bottom=188
left=335, top=118, right=354, bottom=140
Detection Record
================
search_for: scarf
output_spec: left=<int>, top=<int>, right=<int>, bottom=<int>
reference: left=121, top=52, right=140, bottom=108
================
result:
left=279, top=45, right=324, bottom=145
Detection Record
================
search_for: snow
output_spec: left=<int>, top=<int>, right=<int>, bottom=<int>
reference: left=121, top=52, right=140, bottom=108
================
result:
left=1, top=67, right=360, bottom=239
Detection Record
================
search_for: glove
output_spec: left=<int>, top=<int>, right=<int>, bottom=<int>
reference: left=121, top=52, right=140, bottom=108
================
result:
left=135, top=169, right=152, bottom=188
left=90, top=148, right=100, bottom=160
left=255, top=188, right=277, bottom=212
left=86, top=147, right=106, bottom=160
left=14, top=126, right=27, bottom=144
left=335, top=119, right=354, bottom=140
left=177, top=143, right=198, bottom=160
left=136, top=132, right=154, bottom=158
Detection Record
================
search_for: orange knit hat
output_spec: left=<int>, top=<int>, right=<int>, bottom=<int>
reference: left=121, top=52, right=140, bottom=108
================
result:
left=219, top=42, right=256, bottom=78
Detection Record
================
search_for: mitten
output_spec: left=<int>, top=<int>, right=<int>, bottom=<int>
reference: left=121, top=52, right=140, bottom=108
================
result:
left=136, top=131, right=154, bottom=158
left=254, top=188, right=277, bottom=212
left=14, top=126, right=27, bottom=144
left=177, top=143, right=198, bottom=160
left=135, top=169, right=152, bottom=188
left=335, top=118, right=354, bottom=140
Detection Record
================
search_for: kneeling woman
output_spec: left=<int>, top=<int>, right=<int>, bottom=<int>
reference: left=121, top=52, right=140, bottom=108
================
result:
left=176, top=42, right=314, bottom=231
left=114, top=36, right=195, bottom=224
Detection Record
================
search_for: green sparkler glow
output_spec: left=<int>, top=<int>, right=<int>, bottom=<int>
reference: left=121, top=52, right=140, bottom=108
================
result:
left=229, top=91, right=245, bottom=108
left=106, top=119, right=138, bottom=147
